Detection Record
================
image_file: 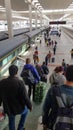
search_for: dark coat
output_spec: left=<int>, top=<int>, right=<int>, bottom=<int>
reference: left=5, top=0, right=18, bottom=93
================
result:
left=41, top=64, right=49, bottom=75
left=0, top=76, right=32, bottom=115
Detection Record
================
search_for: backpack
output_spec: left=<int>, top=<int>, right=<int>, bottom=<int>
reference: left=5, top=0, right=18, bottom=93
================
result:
left=52, top=86, right=73, bottom=130
left=49, top=73, right=58, bottom=86
left=42, top=65, right=49, bottom=75
left=21, top=69, right=35, bottom=85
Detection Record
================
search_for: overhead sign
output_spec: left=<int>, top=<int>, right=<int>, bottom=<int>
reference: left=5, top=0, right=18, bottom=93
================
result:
left=49, top=21, right=66, bottom=24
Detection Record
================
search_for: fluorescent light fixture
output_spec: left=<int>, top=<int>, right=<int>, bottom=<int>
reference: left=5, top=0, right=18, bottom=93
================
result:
left=33, top=0, right=38, bottom=2
left=0, top=5, right=2, bottom=8
left=37, top=6, right=42, bottom=10
left=24, top=0, right=31, bottom=3
left=67, top=2, right=73, bottom=9
left=0, top=7, right=5, bottom=10
left=37, top=5, right=42, bottom=8
left=35, top=3, right=40, bottom=6
left=39, top=8, right=43, bottom=11
left=32, top=0, right=38, bottom=6
left=12, top=8, right=73, bottom=15
left=42, top=9, right=73, bottom=13
left=12, top=16, right=29, bottom=20
left=0, top=9, right=6, bottom=12
left=15, top=10, right=39, bottom=13
left=0, top=6, right=6, bottom=12
left=68, top=4, right=73, bottom=9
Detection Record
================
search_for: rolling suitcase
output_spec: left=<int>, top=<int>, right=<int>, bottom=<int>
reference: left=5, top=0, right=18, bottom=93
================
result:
left=34, top=81, right=47, bottom=103
left=51, top=57, right=55, bottom=63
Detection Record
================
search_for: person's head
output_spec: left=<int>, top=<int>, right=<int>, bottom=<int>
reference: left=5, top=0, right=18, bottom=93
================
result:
left=9, top=65, right=18, bottom=77
left=65, top=65, right=73, bottom=82
left=42, top=61, right=46, bottom=65
left=35, top=46, right=38, bottom=50
left=67, top=64, right=69, bottom=67
left=54, top=66, right=63, bottom=73
left=26, top=58, right=31, bottom=64
left=62, top=59, right=65, bottom=62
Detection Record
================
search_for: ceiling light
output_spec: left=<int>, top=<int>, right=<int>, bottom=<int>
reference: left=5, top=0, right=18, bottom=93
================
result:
left=0, top=6, right=2, bottom=8
left=67, top=2, right=73, bottom=9
left=39, top=7, right=43, bottom=10
left=0, top=7, right=5, bottom=10
left=33, top=0, right=38, bottom=2
left=12, top=16, right=29, bottom=20
left=42, top=9, right=73, bottom=14
left=0, top=10, right=6, bottom=12
left=32, top=0, right=38, bottom=6
left=37, top=5, right=42, bottom=8
left=35, top=3, right=40, bottom=6
left=24, top=0, right=31, bottom=4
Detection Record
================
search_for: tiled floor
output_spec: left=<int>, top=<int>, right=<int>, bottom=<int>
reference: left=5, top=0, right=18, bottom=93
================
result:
left=2, top=31, right=73, bottom=130
left=24, top=32, right=73, bottom=130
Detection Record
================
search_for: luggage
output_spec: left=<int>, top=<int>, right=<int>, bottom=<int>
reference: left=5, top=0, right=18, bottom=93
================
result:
left=51, top=57, right=55, bottom=63
left=34, top=81, right=47, bottom=103
left=0, top=106, right=8, bottom=130
left=21, top=69, right=35, bottom=85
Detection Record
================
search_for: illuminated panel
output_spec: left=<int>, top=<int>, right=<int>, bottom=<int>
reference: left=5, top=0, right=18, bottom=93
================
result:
left=49, top=21, right=66, bottom=24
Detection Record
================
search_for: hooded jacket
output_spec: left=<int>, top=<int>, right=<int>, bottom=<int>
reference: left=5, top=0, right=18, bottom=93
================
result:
left=21, top=63, right=40, bottom=84
left=49, top=71, right=66, bottom=86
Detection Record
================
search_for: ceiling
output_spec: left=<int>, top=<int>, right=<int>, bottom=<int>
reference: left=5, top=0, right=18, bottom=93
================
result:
left=39, top=0, right=73, bottom=10
left=0, top=0, right=73, bottom=21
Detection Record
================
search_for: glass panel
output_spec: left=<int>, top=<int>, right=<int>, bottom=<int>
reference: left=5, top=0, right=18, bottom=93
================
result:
left=0, top=61, right=2, bottom=67
left=2, top=58, right=7, bottom=66
left=7, top=55, right=12, bottom=61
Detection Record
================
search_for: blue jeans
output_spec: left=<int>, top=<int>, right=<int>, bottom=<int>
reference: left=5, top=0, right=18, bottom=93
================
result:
left=8, top=107, right=28, bottom=130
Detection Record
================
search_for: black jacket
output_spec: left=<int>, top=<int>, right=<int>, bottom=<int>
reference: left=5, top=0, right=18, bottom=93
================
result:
left=0, top=76, right=32, bottom=115
left=41, top=64, right=49, bottom=75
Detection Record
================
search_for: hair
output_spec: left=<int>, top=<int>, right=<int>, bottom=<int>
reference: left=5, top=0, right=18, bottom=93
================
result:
left=65, top=65, right=73, bottom=82
left=35, top=46, right=38, bottom=50
left=26, top=58, right=30, bottom=64
left=54, top=66, right=63, bottom=73
left=43, top=61, right=46, bottom=65
left=62, top=59, right=65, bottom=61
left=9, top=65, right=18, bottom=76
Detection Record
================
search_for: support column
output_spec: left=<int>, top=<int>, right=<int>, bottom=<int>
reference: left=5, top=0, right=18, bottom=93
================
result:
left=35, top=9, right=37, bottom=29
left=29, top=3, right=32, bottom=32
left=4, top=0, right=13, bottom=38
left=19, top=20, right=22, bottom=28
left=45, top=19, right=47, bottom=26
left=40, top=11, right=42, bottom=28
left=43, top=19, right=45, bottom=26
left=47, top=20, right=49, bottom=26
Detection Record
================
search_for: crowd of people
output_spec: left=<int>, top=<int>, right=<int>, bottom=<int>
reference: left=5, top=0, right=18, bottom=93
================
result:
left=0, top=32, right=73, bottom=130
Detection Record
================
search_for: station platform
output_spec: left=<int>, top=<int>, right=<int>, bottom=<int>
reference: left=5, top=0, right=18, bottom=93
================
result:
left=2, top=31, right=73, bottom=130
left=15, top=31, right=73, bottom=130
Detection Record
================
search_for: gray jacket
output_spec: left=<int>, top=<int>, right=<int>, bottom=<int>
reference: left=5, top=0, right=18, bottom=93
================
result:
left=49, top=71, right=66, bottom=86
